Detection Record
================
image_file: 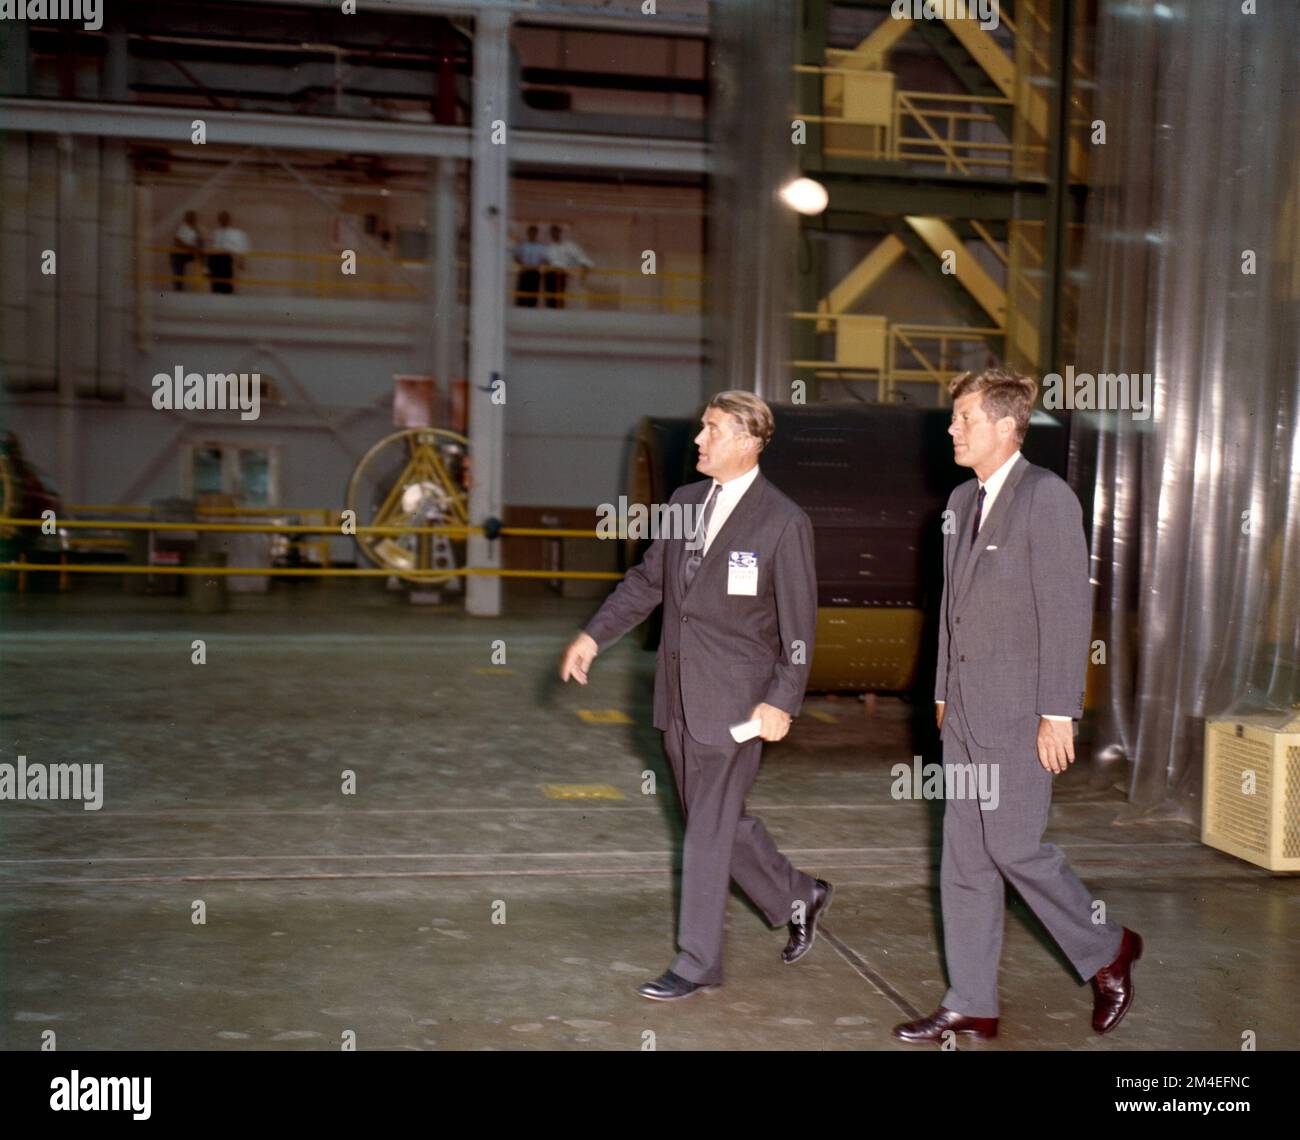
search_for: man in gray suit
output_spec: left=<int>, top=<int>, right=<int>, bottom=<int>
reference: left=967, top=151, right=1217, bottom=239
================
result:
left=894, top=367, right=1143, bottom=1043
left=560, top=391, right=830, bottom=1001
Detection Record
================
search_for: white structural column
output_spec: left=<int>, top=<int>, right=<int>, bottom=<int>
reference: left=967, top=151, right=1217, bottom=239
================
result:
left=431, top=156, right=458, bottom=429
left=465, top=9, right=510, bottom=616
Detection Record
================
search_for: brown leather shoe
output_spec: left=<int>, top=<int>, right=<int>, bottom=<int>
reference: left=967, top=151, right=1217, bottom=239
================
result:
left=892, top=1006, right=998, bottom=1043
left=1092, top=927, right=1142, bottom=1034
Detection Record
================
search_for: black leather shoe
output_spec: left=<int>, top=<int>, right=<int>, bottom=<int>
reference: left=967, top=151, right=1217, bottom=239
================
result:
left=782, top=879, right=833, bottom=965
left=1092, top=927, right=1142, bottom=1034
left=892, top=1006, right=999, bottom=1043
left=636, top=969, right=719, bottom=1002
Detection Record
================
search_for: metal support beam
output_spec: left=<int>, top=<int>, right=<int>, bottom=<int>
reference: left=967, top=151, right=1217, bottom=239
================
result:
left=903, top=215, right=1007, bottom=325
left=0, top=99, right=471, bottom=159
left=224, top=0, right=708, bottom=36
left=0, top=14, right=28, bottom=96
left=431, top=157, right=459, bottom=429
left=101, top=4, right=129, bottom=102
left=823, top=169, right=1047, bottom=219
left=911, top=19, right=1014, bottom=138
left=0, top=99, right=710, bottom=173
left=1038, top=0, right=1073, bottom=377
left=797, top=0, right=828, bottom=165
left=824, top=233, right=907, bottom=315
left=56, top=134, right=79, bottom=502
left=466, top=8, right=510, bottom=617
left=97, top=138, right=131, bottom=401
left=792, top=225, right=825, bottom=401
left=887, top=217, right=1003, bottom=356
left=842, top=15, right=913, bottom=68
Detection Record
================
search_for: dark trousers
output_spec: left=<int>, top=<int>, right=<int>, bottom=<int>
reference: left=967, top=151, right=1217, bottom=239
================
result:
left=515, top=267, right=540, bottom=307
left=208, top=253, right=235, bottom=294
left=938, top=689, right=1124, bottom=1017
left=661, top=669, right=816, bottom=985
left=543, top=268, right=567, bottom=309
left=170, top=252, right=194, bottom=291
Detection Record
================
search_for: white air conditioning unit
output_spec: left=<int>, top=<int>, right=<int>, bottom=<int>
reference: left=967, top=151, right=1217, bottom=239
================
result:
left=1202, top=712, right=1300, bottom=872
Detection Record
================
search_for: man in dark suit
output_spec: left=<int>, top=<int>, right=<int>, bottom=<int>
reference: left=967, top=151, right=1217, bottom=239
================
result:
left=560, top=391, right=830, bottom=1001
left=893, top=367, right=1143, bottom=1043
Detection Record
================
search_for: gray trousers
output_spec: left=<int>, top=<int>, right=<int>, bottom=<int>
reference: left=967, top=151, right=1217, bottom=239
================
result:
left=662, top=671, right=817, bottom=985
left=939, top=693, right=1124, bottom=1017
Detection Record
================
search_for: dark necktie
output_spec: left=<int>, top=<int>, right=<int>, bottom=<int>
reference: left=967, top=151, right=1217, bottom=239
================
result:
left=969, top=485, right=987, bottom=548
left=683, top=483, right=720, bottom=588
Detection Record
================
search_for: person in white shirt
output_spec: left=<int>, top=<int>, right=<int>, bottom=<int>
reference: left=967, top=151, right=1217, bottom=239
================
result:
left=512, top=224, right=548, bottom=308
left=543, top=223, right=594, bottom=309
left=171, top=211, right=204, bottom=292
left=208, top=211, right=251, bottom=295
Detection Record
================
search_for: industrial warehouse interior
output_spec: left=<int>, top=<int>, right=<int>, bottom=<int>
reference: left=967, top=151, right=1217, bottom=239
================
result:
left=0, top=0, right=1296, bottom=1108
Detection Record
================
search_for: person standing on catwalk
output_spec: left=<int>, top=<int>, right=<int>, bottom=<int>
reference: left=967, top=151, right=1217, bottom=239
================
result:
left=512, top=224, right=548, bottom=307
left=207, top=211, right=250, bottom=295
left=560, top=391, right=830, bottom=1001
left=893, top=367, right=1142, bottom=1044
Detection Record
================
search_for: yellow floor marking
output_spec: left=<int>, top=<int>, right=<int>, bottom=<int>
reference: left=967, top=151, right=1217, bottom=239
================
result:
left=576, top=709, right=633, bottom=724
left=541, top=784, right=626, bottom=801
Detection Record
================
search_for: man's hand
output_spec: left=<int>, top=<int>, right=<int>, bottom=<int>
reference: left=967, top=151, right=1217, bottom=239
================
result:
left=1037, top=716, right=1075, bottom=774
left=936, top=701, right=945, bottom=731
left=559, top=632, right=598, bottom=685
left=751, top=702, right=792, bottom=742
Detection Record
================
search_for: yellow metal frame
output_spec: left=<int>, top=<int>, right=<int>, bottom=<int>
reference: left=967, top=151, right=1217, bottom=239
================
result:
left=792, top=313, right=1003, bottom=400
left=149, top=246, right=706, bottom=312
left=0, top=511, right=619, bottom=589
left=795, top=65, right=1018, bottom=174
left=797, top=0, right=1095, bottom=183
left=0, top=561, right=623, bottom=581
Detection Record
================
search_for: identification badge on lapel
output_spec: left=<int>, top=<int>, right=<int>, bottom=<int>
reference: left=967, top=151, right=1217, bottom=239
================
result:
left=727, top=551, right=758, bottom=596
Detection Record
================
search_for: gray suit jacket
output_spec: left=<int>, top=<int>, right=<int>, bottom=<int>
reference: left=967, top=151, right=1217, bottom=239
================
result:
left=584, top=470, right=818, bottom=746
left=936, top=454, right=1092, bottom=748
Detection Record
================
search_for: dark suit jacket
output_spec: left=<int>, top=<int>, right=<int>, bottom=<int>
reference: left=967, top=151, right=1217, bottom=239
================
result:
left=935, top=454, right=1092, bottom=748
left=583, top=469, right=818, bottom=746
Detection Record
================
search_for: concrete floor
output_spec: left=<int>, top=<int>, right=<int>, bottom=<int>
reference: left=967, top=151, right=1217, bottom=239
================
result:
left=1, top=584, right=1296, bottom=1051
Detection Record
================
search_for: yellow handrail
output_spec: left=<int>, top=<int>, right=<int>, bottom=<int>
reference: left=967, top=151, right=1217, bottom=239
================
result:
left=0, top=562, right=624, bottom=581
left=0, top=516, right=604, bottom=539
left=150, top=244, right=705, bottom=310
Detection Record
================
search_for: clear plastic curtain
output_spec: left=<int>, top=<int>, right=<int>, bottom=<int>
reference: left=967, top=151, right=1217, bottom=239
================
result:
left=706, top=0, right=798, bottom=401
left=1072, top=1, right=1300, bottom=815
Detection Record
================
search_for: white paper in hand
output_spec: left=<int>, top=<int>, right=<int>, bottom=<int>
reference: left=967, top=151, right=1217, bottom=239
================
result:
left=729, top=717, right=762, bottom=743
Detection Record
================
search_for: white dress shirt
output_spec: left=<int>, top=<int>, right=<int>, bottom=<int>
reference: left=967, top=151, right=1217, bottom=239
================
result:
left=546, top=239, right=594, bottom=270
left=699, top=463, right=760, bottom=557
left=943, top=449, right=1071, bottom=722
left=975, top=449, right=1022, bottom=532
left=211, top=227, right=251, bottom=254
